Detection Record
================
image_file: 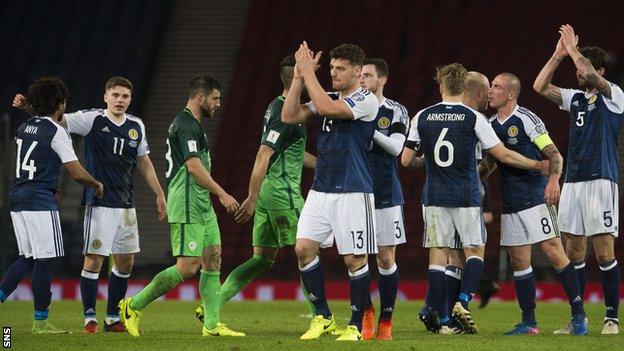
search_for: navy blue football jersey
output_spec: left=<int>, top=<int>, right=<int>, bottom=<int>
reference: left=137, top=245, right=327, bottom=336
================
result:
left=406, top=102, right=500, bottom=207
left=560, top=82, right=624, bottom=183
left=66, top=109, right=149, bottom=208
left=306, top=88, right=379, bottom=193
left=11, top=117, right=78, bottom=211
left=370, top=98, right=408, bottom=208
left=490, top=105, right=549, bottom=214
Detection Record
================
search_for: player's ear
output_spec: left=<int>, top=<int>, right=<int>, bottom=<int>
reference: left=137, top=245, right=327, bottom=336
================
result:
left=380, top=76, right=388, bottom=86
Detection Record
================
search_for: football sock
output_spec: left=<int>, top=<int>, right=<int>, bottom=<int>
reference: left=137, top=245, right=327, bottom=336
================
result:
left=32, top=259, right=54, bottom=320
left=378, top=263, right=399, bottom=321
left=599, top=259, right=619, bottom=320
left=299, top=256, right=331, bottom=319
left=459, top=256, right=484, bottom=310
left=348, top=264, right=371, bottom=331
left=556, top=262, right=585, bottom=317
left=80, top=269, right=99, bottom=322
left=200, top=270, right=221, bottom=329
left=0, top=255, right=33, bottom=302
left=573, top=261, right=586, bottom=298
left=513, top=267, right=537, bottom=326
left=220, top=254, right=273, bottom=307
left=428, top=265, right=448, bottom=324
left=131, top=265, right=183, bottom=311
left=106, top=267, right=130, bottom=322
left=301, top=276, right=316, bottom=315
left=445, top=265, right=462, bottom=316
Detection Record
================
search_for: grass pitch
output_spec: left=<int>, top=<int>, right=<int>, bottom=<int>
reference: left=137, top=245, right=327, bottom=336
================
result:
left=1, top=300, right=622, bottom=350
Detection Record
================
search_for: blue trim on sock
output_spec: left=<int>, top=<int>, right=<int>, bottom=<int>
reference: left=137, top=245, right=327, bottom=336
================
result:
left=439, top=316, right=450, bottom=324
left=0, top=289, right=6, bottom=302
left=459, top=292, right=471, bottom=302
left=34, top=310, right=49, bottom=321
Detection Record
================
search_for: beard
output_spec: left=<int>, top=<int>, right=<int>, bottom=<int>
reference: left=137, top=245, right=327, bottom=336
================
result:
left=200, top=106, right=214, bottom=118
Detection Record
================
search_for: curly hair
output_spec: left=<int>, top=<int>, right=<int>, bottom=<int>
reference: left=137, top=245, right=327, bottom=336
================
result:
left=435, top=63, right=468, bottom=96
left=330, top=43, right=365, bottom=67
left=26, top=76, right=69, bottom=117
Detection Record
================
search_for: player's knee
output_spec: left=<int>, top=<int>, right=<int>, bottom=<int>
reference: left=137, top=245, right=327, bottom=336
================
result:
left=83, top=255, right=104, bottom=272
left=177, top=263, right=199, bottom=280
left=114, top=257, right=134, bottom=273
left=376, top=254, right=394, bottom=270
left=204, top=249, right=222, bottom=272
left=295, top=242, right=314, bottom=263
left=595, top=250, right=615, bottom=264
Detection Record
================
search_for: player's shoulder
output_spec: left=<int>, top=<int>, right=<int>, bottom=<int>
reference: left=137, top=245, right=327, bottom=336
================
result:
left=79, top=108, right=105, bottom=118
left=488, top=113, right=497, bottom=123
left=126, top=113, right=146, bottom=129
left=514, top=105, right=542, bottom=126
left=383, top=98, right=408, bottom=114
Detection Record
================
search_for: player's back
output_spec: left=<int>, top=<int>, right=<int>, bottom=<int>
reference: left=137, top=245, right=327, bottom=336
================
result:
left=313, top=88, right=377, bottom=193
left=11, top=117, right=66, bottom=211
left=562, top=85, right=624, bottom=183
left=417, top=102, right=482, bottom=207
left=369, top=98, right=408, bottom=208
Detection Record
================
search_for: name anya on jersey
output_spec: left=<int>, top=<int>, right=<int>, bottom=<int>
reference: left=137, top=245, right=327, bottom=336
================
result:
left=426, top=113, right=466, bottom=121
left=24, top=125, right=38, bottom=134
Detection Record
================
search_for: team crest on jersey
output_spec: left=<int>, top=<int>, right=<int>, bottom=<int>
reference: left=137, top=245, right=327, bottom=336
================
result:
left=188, top=241, right=197, bottom=251
left=378, top=117, right=391, bottom=129
left=91, top=239, right=102, bottom=250
left=351, top=91, right=365, bottom=101
left=507, top=125, right=519, bottom=137
left=588, top=95, right=598, bottom=105
left=128, top=129, right=139, bottom=140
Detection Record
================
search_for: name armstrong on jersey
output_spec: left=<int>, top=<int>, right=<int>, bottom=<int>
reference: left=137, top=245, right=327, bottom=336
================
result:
left=426, top=113, right=466, bottom=121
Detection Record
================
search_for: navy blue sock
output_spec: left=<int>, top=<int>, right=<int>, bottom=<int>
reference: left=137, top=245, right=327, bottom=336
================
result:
left=32, top=259, right=54, bottom=318
left=107, top=267, right=129, bottom=321
left=445, top=266, right=462, bottom=316
left=459, top=256, right=484, bottom=309
left=428, top=266, right=449, bottom=324
left=0, top=256, right=34, bottom=302
left=348, top=265, right=371, bottom=331
left=300, top=257, right=331, bottom=319
left=80, top=269, right=99, bottom=320
left=599, top=259, right=620, bottom=320
left=378, top=264, right=399, bottom=321
left=573, top=261, right=586, bottom=298
left=556, top=262, right=585, bottom=317
left=513, top=267, right=537, bottom=326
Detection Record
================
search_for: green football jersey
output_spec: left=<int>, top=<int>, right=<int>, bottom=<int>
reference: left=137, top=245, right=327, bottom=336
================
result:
left=165, top=108, right=213, bottom=223
left=256, top=96, right=306, bottom=210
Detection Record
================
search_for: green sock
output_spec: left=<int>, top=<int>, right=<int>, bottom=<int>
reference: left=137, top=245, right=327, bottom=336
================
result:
left=200, top=270, right=222, bottom=329
left=220, top=254, right=274, bottom=307
left=131, top=266, right=183, bottom=311
left=301, top=276, right=317, bottom=315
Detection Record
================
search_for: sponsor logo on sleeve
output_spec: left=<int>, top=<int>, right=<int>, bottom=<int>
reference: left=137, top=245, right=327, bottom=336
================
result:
left=188, top=140, right=198, bottom=152
left=267, top=130, right=280, bottom=144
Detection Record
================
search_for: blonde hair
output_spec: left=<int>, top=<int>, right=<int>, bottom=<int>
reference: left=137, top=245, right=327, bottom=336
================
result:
left=435, top=63, right=467, bottom=96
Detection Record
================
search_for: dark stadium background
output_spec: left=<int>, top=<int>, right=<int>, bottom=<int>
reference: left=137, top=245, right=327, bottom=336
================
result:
left=1, top=0, right=623, bottom=288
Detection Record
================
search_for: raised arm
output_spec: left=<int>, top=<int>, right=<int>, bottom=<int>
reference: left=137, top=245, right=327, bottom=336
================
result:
left=281, top=76, right=315, bottom=124
left=185, top=156, right=239, bottom=214
left=234, top=145, right=274, bottom=223
left=560, top=24, right=613, bottom=99
left=137, top=154, right=167, bottom=221
left=533, top=36, right=571, bottom=105
left=13, top=93, right=68, bottom=127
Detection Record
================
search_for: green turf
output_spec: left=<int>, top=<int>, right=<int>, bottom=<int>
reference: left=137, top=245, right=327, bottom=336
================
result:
left=0, top=300, right=621, bottom=350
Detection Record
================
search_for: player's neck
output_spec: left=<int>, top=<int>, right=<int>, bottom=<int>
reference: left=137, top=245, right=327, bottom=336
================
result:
left=441, top=93, right=463, bottom=103
left=105, top=109, right=125, bottom=124
left=497, top=102, right=517, bottom=121
left=185, top=103, right=202, bottom=123
left=374, top=90, right=385, bottom=104
left=339, top=84, right=359, bottom=98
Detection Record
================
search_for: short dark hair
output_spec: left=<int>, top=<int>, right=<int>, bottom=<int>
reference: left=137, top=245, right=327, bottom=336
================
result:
left=26, top=76, right=69, bottom=116
left=363, top=58, right=389, bottom=77
left=435, top=63, right=468, bottom=96
left=105, top=76, right=133, bottom=92
left=330, top=43, right=365, bottom=67
left=189, top=75, right=221, bottom=98
left=279, top=55, right=296, bottom=89
left=579, top=46, right=611, bottom=73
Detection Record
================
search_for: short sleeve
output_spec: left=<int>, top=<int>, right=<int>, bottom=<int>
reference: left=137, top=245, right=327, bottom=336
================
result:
left=474, top=113, right=501, bottom=150
left=176, top=122, right=203, bottom=160
left=518, top=110, right=548, bottom=143
left=261, top=112, right=292, bottom=151
left=135, top=119, right=150, bottom=156
left=558, top=88, right=579, bottom=112
left=388, top=103, right=409, bottom=135
left=304, top=101, right=318, bottom=115
left=344, top=91, right=378, bottom=122
left=604, top=81, right=624, bottom=114
left=65, top=109, right=99, bottom=136
left=51, top=127, right=78, bottom=163
left=404, top=110, right=422, bottom=150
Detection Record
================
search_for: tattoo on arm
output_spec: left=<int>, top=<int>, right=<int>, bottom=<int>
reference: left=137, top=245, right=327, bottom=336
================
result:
left=542, top=144, right=563, bottom=175
left=574, top=57, right=612, bottom=99
left=545, top=88, right=563, bottom=105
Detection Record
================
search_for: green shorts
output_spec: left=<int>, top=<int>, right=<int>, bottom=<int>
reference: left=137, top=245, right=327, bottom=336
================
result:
left=252, top=207, right=301, bottom=248
left=170, top=210, right=220, bottom=257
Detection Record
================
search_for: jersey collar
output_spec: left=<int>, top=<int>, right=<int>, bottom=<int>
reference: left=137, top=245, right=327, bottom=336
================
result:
left=495, top=104, right=518, bottom=125
left=104, top=110, right=127, bottom=127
